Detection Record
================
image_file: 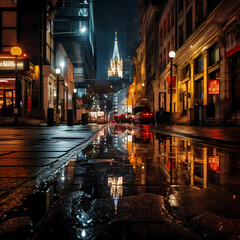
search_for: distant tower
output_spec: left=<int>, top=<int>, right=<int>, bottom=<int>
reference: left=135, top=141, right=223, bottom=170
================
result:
left=108, top=32, right=123, bottom=80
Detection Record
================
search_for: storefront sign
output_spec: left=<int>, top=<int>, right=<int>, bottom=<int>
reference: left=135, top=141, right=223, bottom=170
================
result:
left=0, top=59, right=24, bottom=70
left=167, top=74, right=176, bottom=88
left=208, top=156, right=219, bottom=172
left=208, top=80, right=219, bottom=94
left=226, top=28, right=240, bottom=57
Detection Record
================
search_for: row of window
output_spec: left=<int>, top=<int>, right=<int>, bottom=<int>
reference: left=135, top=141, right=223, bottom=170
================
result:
left=159, top=0, right=223, bottom=51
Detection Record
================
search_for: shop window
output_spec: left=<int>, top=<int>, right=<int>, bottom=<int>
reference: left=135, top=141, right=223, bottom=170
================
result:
left=209, top=44, right=220, bottom=66
left=159, top=92, right=166, bottom=110
left=195, top=55, right=203, bottom=74
left=195, top=78, right=204, bottom=100
left=186, top=8, right=192, bottom=39
left=195, top=0, right=203, bottom=28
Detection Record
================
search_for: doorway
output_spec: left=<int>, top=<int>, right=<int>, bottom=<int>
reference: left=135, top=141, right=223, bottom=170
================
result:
left=0, top=90, right=14, bottom=117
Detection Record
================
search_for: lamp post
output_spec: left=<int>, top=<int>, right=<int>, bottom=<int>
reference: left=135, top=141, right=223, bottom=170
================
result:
left=10, top=46, right=22, bottom=124
left=169, top=51, right=175, bottom=125
left=56, top=68, right=60, bottom=125
left=73, top=88, right=77, bottom=124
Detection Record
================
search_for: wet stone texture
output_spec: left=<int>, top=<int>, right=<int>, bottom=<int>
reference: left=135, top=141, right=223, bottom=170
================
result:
left=28, top=125, right=240, bottom=240
left=1, top=125, right=240, bottom=239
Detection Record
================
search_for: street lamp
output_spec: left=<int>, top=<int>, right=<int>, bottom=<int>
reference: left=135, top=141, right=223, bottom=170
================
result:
left=169, top=51, right=175, bottom=125
left=56, top=68, right=60, bottom=125
left=10, top=46, right=22, bottom=124
left=73, top=88, right=77, bottom=124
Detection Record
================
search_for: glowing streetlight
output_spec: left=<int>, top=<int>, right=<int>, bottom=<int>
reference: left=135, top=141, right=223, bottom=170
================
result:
left=80, top=26, right=87, bottom=33
left=142, top=83, right=145, bottom=87
left=55, top=68, right=60, bottom=124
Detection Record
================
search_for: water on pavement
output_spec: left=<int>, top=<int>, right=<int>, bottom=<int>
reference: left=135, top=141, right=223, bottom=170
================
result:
left=5, top=125, right=240, bottom=239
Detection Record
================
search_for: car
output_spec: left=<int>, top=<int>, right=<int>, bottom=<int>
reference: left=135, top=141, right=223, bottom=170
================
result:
left=132, top=111, right=155, bottom=125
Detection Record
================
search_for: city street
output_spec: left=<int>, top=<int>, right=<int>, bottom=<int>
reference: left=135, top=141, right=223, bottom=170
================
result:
left=1, top=124, right=239, bottom=239
left=0, top=124, right=104, bottom=234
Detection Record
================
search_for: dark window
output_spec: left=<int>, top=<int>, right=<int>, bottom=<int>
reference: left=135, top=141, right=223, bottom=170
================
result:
left=209, top=44, right=220, bottom=66
left=195, top=55, right=203, bottom=74
left=167, top=42, right=170, bottom=63
left=163, top=48, right=166, bottom=69
left=159, top=28, right=162, bottom=43
left=178, top=0, right=183, bottom=13
left=171, top=5, right=174, bottom=28
left=195, top=78, right=204, bottom=100
left=195, top=0, right=203, bottom=28
left=186, top=8, right=192, bottom=38
left=178, top=24, right=183, bottom=49
left=163, top=20, right=166, bottom=39
left=183, top=64, right=190, bottom=79
left=167, top=12, right=170, bottom=33
left=207, top=0, right=223, bottom=15
left=171, top=36, right=174, bottom=51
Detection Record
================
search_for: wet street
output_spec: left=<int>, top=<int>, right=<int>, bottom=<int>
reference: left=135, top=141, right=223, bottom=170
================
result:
left=16, top=124, right=239, bottom=240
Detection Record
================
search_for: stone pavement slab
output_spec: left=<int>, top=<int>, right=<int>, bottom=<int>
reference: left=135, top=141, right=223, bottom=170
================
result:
left=0, top=124, right=104, bottom=218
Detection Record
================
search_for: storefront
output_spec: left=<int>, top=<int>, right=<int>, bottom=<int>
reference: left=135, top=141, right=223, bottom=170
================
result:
left=0, top=58, right=33, bottom=119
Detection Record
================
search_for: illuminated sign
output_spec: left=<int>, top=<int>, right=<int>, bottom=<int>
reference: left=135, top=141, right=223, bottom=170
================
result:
left=167, top=74, right=176, bottom=88
left=208, top=156, right=219, bottom=172
left=208, top=80, right=219, bottom=94
left=0, top=59, right=24, bottom=70
left=167, top=74, right=176, bottom=94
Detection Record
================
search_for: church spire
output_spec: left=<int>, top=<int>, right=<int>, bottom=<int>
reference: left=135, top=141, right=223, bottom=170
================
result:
left=112, top=31, right=120, bottom=60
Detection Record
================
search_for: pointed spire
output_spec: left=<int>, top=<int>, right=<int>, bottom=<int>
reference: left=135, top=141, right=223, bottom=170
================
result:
left=112, top=31, right=120, bottom=60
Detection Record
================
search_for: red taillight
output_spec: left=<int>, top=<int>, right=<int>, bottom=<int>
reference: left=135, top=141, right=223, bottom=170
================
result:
left=146, top=113, right=149, bottom=116
left=143, top=113, right=146, bottom=117
left=150, top=113, right=153, bottom=116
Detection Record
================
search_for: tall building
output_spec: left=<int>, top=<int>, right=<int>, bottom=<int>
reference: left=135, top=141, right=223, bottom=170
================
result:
left=54, top=0, right=95, bottom=82
left=137, top=0, right=240, bottom=126
left=108, top=32, right=123, bottom=80
left=0, top=0, right=64, bottom=122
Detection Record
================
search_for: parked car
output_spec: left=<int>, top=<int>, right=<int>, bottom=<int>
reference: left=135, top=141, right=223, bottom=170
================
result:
left=115, top=113, right=127, bottom=123
left=132, top=111, right=155, bottom=125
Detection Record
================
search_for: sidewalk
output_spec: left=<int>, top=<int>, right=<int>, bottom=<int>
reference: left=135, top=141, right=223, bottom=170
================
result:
left=0, top=124, right=104, bottom=220
left=151, top=125, right=240, bottom=147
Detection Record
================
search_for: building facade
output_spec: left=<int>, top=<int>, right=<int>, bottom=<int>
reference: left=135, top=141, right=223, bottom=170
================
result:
left=137, top=0, right=240, bottom=125
left=0, top=0, right=65, bottom=123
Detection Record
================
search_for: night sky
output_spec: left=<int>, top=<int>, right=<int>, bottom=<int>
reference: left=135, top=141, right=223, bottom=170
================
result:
left=95, top=0, right=139, bottom=80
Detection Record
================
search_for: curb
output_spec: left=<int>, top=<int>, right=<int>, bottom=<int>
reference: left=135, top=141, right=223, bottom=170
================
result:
left=151, top=126, right=240, bottom=149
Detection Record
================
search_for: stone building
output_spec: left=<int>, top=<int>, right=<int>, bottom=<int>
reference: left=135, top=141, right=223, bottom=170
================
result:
left=137, top=0, right=240, bottom=125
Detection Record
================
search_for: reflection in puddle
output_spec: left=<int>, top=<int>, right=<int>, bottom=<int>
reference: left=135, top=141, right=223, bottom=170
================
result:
left=32, top=125, right=240, bottom=239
